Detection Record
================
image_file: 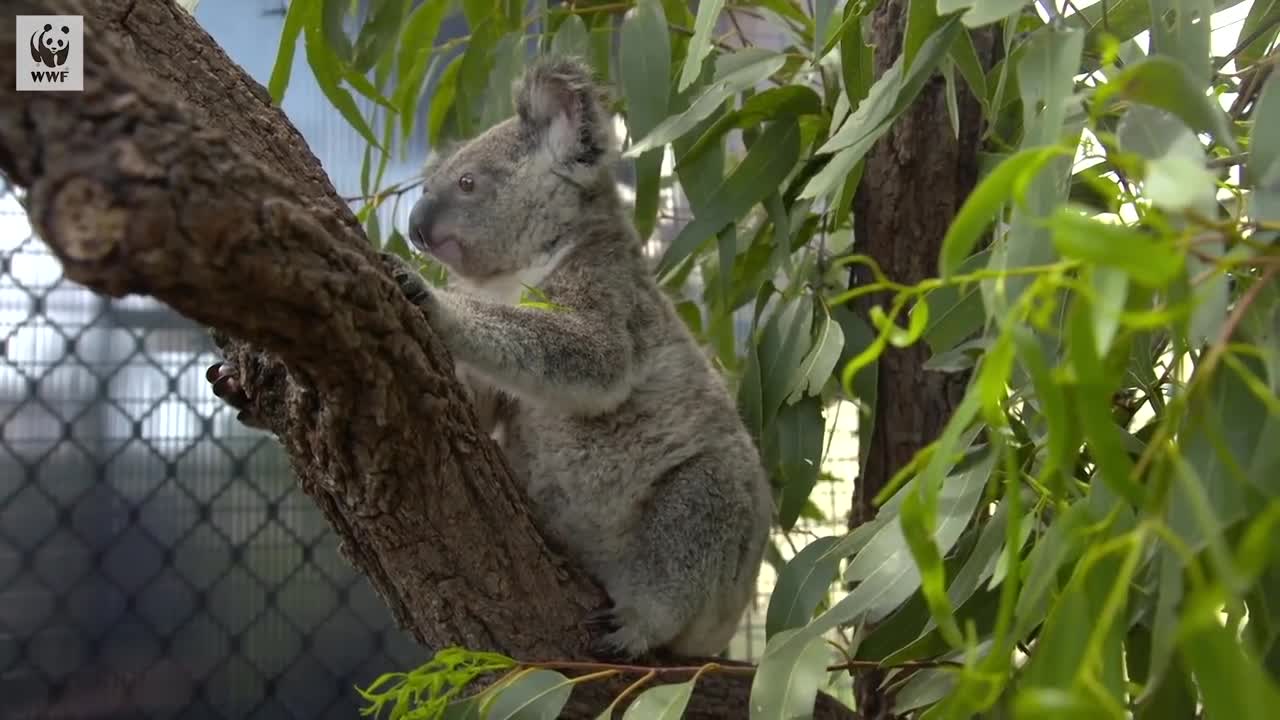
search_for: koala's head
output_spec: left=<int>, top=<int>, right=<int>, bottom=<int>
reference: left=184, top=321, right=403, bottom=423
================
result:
left=407, top=55, right=620, bottom=282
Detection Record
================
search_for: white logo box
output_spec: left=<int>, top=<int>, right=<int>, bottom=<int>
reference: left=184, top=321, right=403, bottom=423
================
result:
left=15, top=15, right=84, bottom=92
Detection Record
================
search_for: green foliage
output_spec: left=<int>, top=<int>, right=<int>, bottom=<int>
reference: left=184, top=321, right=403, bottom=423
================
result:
left=619, top=677, right=696, bottom=719
left=273, top=0, right=1280, bottom=717
left=749, top=628, right=832, bottom=717
left=356, top=646, right=516, bottom=719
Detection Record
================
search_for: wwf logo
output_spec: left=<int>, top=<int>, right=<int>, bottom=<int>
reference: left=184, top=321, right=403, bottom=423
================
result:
left=15, top=15, right=83, bottom=91
left=30, top=23, right=71, bottom=69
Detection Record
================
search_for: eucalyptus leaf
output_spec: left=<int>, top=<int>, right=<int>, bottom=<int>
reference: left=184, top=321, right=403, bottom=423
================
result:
left=1100, top=56, right=1238, bottom=151
left=1048, top=208, right=1184, bottom=288
left=303, top=13, right=383, bottom=150
left=1143, top=145, right=1217, bottom=213
left=840, top=8, right=874, bottom=110
left=351, top=0, right=409, bottom=74
left=1014, top=500, right=1092, bottom=638
left=550, top=14, right=589, bottom=58
left=620, top=0, right=671, bottom=241
left=786, top=306, right=846, bottom=404
left=1019, top=520, right=1133, bottom=701
left=960, top=0, right=1031, bottom=28
left=1236, top=0, right=1280, bottom=71
left=893, top=670, right=957, bottom=714
left=1085, top=265, right=1126, bottom=353
left=620, top=680, right=695, bottom=720
left=1148, top=0, right=1213, bottom=85
left=749, top=628, right=831, bottom=720
left=738, top=327, right=766, bottom=439
left=628, top=52, right=787, bottom=157
left=809, top=439, right=993, bottom=635
left=267, top=0, right=310, bottom=103
left=899, top=480, right=965, bottom=648
left=485, top=669, right=574, bottom=720
left=657, top=118, right=801, bottom=275
left=427, top=54, right=463, bottom=145
left=818, top=16, right=961, bottom=155
left=320, top=0, right=352, bottom=61
left=813, top=0, right=839, bottom=54
left=776, top=395, right=826, bottom=530
left=802, top=17, right=962, bottom=201
left=759, top=291, right=815, bottom=428
left=981, top=25, right=1084, bottom=311
left=678, top=0, right=726, bottom=91
left=903, top=0, right=943, bottom=70
left=1116, top=104, right=1195, bottom=161
left=1178, top=589, right=1280, bottom=719
left=679, top=86, right=822, bottom=169
left=1249, top=71, right=1280, bottom=187
left=765, top=536, right=843, bottom=638
left=454, top=19, right=501, bottom=137
left=1067, top=301, right=1146, bottom=506
left=939, top=146, right=1069, bottom=278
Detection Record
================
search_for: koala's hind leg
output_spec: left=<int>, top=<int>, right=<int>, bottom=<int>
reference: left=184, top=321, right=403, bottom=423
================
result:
left=587, top=457, right=756, bottom=660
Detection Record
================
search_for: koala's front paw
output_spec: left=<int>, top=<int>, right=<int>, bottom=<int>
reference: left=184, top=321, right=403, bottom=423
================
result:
left=205, top=361, right=269, bottom=430
left=379, top=251, right=432, bottom=307
left=585, top=605, right=650, bottom=661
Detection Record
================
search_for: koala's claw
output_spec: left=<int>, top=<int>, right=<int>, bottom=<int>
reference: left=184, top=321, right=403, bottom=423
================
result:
left=585, top=607, right=620, bottom=633
left=379, top=251, right=432, bottom=307
left=206, top=362, right=247, bottom=408
left=585, top=606, right=647, bottom=661
left=205, top=361, right=267, bottom=429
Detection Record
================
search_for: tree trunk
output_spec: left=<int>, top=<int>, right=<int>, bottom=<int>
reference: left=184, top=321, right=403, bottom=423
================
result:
left=848, top=3, right=997, bottom=718
left=0, top=0, right=852, bottom=717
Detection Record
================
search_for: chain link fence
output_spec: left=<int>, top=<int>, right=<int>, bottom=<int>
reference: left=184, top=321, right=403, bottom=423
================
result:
left=0, top=180, right=428, bottom=719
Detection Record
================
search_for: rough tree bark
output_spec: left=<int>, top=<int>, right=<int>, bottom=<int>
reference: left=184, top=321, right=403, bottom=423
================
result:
left=0, top=0, right=854, bottom=717
left=848, top=3, right=998, bottom=718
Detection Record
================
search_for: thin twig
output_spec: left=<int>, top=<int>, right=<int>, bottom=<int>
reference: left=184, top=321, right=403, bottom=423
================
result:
left=1131, top=264, right=1280, bottom=479
left=724, top=4, right=767, bottom=22
left=343, top=177, right=424, bottom=204
left=597, top=670, right=657, bottom=717
left=1216, top=13, right=1280, bottom=70
left=726, top=8, right=751, bottom=48
left=1037, top=0, right=1062, bottom=23
left=665, top=22, right=739, bottom=53
left=1202, top=264, right=1280, bottom=375
left=516, top=657, right=963, bottom=678
left=1207, top=153, right=1249, bottom=169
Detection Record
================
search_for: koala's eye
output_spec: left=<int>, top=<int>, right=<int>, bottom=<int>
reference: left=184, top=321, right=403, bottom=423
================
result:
left=457, top=173, right=475, bottom=193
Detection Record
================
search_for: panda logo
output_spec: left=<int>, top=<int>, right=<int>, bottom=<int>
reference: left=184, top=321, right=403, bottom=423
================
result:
left=30, top=23, right=72, bottom=69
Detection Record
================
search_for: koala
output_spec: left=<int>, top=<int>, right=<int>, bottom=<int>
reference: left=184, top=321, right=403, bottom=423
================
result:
left=211, top=56, right=774, bottom=661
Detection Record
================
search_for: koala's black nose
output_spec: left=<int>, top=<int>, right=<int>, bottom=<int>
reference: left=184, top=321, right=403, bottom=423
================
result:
left=407, top=193, right=436, bottom=251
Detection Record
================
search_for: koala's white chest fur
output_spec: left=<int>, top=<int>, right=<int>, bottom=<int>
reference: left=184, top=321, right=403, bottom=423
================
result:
left=454, top=243, right=575, bottom=305
left=450, top=243, right=576, bottom=446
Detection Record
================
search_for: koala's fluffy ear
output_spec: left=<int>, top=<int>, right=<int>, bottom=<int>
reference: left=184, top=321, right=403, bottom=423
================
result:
left=514, top=55, right=613, bottom=170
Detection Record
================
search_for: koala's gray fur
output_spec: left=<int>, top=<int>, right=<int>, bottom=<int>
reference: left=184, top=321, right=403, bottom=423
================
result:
left=381, top=55, right=774, bottom=660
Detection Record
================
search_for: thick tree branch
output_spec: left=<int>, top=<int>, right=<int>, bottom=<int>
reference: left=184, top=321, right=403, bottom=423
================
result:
left=0, top=0, right=855, bottom=717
